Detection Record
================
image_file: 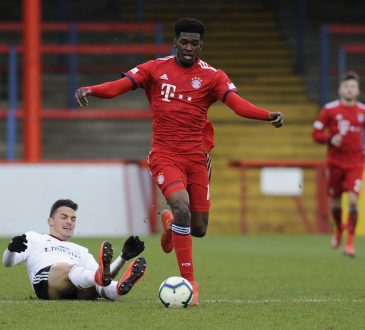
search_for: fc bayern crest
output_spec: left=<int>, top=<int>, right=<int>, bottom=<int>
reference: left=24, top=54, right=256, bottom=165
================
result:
left=157, top=172, right=165, bottom=185
left=358, top=113, right=365, bottom=123
left=191, top=77, right=202, bottom=89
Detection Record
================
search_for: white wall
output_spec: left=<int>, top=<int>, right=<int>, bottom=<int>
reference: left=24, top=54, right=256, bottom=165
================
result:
left=0, top=163, right=153, bottom=237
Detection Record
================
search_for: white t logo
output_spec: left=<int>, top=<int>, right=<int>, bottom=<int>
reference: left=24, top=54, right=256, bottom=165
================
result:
left=161, top=83, right=176, bottom=102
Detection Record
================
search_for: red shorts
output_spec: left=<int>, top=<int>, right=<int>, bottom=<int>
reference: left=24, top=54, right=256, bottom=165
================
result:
left=148, top=151, right=211, bottom=212
left=327, top=164, right=363, bottom=197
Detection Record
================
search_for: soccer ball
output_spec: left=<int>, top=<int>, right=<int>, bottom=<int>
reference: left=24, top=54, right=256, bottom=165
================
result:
left=158, top=276, right=193, bottom=308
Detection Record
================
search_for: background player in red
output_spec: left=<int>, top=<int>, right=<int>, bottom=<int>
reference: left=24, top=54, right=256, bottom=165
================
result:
left=312, top=71, right=365, bottom=257
left=75, top=17, right=284, bottom=305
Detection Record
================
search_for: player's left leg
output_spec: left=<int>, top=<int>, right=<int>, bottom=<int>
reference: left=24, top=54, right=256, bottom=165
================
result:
left=190, top=152, right=211, bottom=237
left=344, top=191, right=359, bottom=257
left=185, top=160, right=211, bottom=306
left=96, top=257, right=147, bottom=301
left=327, top=165, right=345, bottom=249
left=343, top=169, right=362, bottom=257
left=330, top=198, right=343, bottom=249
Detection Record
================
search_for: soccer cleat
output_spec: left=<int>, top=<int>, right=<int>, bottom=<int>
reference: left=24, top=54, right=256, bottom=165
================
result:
left=188, top=280, right=199, bottom=307
left=117, top=257, right=147, bottom=295
left=94, top=241, right=113, bottom=286
left=343, top=244, right=355, bottom=257
left=331, top=227, right=343, bottom=249
left=160, top=209, right=173, bottom=253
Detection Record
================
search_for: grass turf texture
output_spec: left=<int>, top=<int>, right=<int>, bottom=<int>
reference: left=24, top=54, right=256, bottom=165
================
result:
left=0, top=235, right=364, bottom=330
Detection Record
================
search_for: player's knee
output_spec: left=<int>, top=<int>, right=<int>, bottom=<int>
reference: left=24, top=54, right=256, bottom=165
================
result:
left=170, top=201, right=190, bottom=225
left=50, top=263, right=73, bottom=276
left=348, top=193, right=358, bottom=207
left=190, top=212, right=209, bottom=237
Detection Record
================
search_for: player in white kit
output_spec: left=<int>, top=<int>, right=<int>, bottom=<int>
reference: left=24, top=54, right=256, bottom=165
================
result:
left=2, top=199, right=146, bottom=300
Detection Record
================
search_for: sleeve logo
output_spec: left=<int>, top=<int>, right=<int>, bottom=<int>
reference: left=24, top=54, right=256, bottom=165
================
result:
left=130, top=67, right=139, bottom=74
left=227, top=82, right=236, bottom=90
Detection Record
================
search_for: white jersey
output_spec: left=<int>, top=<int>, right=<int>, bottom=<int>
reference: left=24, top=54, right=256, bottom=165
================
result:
left=2, top=231, right=98, bottom=285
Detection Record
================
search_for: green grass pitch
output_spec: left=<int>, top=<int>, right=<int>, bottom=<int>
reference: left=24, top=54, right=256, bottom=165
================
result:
left=1, top=235, right=364, bottom=329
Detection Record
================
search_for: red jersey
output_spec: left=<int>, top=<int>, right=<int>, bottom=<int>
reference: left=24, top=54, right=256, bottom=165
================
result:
left=123, top=56, right=237, bottom=154
left=312, top=100, right=365, bottom=168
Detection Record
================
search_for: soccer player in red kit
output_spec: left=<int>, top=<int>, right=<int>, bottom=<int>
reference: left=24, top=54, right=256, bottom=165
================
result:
left=75, top=17, right=284, bottom=305
left=312, top=71, right=365, bottom=257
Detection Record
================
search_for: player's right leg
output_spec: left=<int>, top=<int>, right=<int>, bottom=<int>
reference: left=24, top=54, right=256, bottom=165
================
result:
left=67, top=241, right=113, bottom=292
left=330, top=205, right=343, bottom=249
left=96, top=257, right=147, bottom=301
left=328, top=166, right=344, bottom=249
left=166, top=190, right=200, bottom=305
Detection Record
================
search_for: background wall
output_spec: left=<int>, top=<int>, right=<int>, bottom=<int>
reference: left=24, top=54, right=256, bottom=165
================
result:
left=0, top=163, right=153, bottom=237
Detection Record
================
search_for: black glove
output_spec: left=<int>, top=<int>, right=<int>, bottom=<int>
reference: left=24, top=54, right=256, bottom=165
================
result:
left=121, top=236, right=145, bottom=261
left=8, top=234, right=28, bottom=253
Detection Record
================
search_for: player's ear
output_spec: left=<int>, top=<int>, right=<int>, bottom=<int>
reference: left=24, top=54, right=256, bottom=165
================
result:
left=48, top=217, right=53, bottom=227
left=173, top=37, right=177, bottom=47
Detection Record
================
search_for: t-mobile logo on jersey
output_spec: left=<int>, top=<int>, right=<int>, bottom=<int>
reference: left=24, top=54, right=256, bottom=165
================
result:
left=161, top=83, right=193, bottom=102
left=161, top=83, right=176, bottom=102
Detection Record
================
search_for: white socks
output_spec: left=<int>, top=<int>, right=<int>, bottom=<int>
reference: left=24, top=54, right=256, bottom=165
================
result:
left=68, top=264, right=123, bottom=301
left=68, top=265, right=96, bottom=289
left=96, top=282, right=119, bottom=301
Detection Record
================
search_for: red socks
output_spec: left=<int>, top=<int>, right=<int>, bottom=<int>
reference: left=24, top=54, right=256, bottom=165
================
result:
left=171, top=229, right=195, bottom=283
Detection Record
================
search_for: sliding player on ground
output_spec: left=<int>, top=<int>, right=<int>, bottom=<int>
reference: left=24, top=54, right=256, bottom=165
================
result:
left=2, top=199, right=146, bottom=300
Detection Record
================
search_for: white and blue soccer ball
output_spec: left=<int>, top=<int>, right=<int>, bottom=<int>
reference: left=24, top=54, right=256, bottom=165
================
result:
left=158, top=276, right=193, bottom=308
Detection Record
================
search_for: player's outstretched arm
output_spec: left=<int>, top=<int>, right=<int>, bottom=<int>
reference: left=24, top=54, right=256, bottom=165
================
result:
left=225, top=92, right=283, bottom=128
left=75, top=77, right=134, bottom=107
left=110, top=236, right=145, bottom=278
left=3, top=234, right=28, bottom=267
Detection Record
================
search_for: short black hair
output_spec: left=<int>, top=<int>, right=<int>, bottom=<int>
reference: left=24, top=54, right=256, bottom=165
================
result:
left=174, top=17, right=206, bottom=39
left=341, top=70, right=360, bottom=83
left=50, top=199, right=78, bottom=217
